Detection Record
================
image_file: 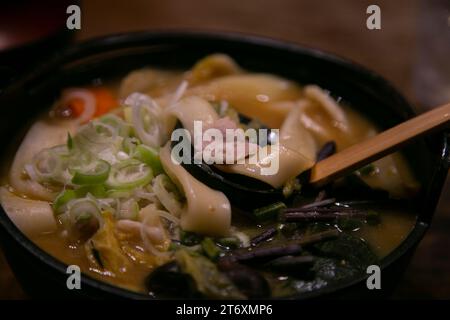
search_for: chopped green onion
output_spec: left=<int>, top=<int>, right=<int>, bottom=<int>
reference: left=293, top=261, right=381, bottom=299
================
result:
left=106, top=159, right=153, bottom=190
left=106, top=189, right=134, bottom=198
left=53, top=189, right=77, bottom=214
left=75, top=121, right=118, bottom=150
left=253, top=202, right=287, bottom=221
left=122, top=137, right=141, bottom=155
left=216, top=237, right=240, bottom=249
left=71, top=160, right=111, bottom=185
left=180, top=230, right=203, bottom=246
left=99, top=114, right=131, bottom=137
left=30, top=147, right=69, bottom=184
left=74, top=184, right=107, bottom=198
left=201, top=237, right=222, bottom=261
left=152, top=174, right=184, bottom=216
left=67, top=198, right=102, bottom=227
left=133, top=144, right=164, bottom=175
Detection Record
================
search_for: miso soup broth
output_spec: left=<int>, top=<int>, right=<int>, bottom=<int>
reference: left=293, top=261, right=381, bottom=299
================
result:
left=0, top=54, right=419, bottom=298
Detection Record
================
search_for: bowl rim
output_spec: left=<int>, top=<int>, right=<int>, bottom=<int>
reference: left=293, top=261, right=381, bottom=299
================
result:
left=1, top=30, right=449, bottom=299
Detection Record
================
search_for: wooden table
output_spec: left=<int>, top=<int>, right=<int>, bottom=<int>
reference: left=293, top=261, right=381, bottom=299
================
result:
left=1, top=0, right=449, bottom=299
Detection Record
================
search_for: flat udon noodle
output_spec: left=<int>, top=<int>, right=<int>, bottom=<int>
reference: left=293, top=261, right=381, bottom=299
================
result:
left=187, top=53, right=242, bottom=86
left=159, top=143, right=231, bottom=236
left=279, top=101, right=318, bottom=162
left=303, top=85, right=348, bottom=130
left=184, top=74, right=303, bottom=128
left=0, top=187, right=56, bottom=236
left=165, top=95, right=315, bottom=189
left=165, top=95, right=219, bottom=137
left=9, top=119, right=77, bottom=201
left=119, top=53, right=241, bottom=100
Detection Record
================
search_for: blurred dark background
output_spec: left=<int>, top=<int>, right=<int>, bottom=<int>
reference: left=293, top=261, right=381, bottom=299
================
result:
left=1, top=0, right=449, bottom=299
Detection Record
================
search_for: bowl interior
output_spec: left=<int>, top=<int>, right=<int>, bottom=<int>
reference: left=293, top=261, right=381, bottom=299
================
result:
left=0, top=31, right=449, bottom=298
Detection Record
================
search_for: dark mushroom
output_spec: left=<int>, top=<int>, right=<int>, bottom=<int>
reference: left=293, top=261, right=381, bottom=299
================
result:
left=145, top=261, right=200, bottom=298
left=218, top=259, right=271, bottom=299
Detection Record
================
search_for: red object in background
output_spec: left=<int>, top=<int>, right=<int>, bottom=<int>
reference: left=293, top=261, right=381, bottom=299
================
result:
left=0, top=1, right=72, bottom=52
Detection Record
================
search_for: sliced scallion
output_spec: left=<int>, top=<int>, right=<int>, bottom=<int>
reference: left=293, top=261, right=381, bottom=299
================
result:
left=53, top=189, right=77, bottom=214
left=201, top=237, right=222, bottom=261
left=253, top=202, right=286, bottom=221
left=133, top=144, right=164, bottom=175
left=106, top=159, right=153, bottom=190
left=71, top=160, right=111, bottom=185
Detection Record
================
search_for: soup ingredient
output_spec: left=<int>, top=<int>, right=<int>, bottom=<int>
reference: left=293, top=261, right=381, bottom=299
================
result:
left=71, top=160, right=111, bottom=185
left=189, top=74, right=303, bottom=128
left=0, top=187, right=56, bottom=236
left=145, top=261, right=199, bottom=298
left=250, top=227, right=278, bottom=246
left=133, top=144, right=164, bottom=175
left=226, top=243, right=303, bottom=263
left=188, top=53, right=241, bottom=85
left=201, top=237, right=222, bottom=261
left=106, top=160, right=153, bottom=190
left=316, top=141, right=337, bottom=162
left=281, top=207, right=379, bottom=223
left=253, top=202, right=286, bottom=221
left=175, top=249, right=245, bottom=299
left=85, top=214, right=131, bottom=274
left=313, top=233, right=378, bottom=276
left=57, top=87, right=117, bottom=122
left=9, top=120, right=77, bottom=201
left=217, top=259, right=271, bottom=299
left=304, top=85, right=348, bottom=130
left=159, top=144, right=231, bottom=236
left=280, top=102, right=318, bottom=162
left=124, top=93, right=166, bottom=148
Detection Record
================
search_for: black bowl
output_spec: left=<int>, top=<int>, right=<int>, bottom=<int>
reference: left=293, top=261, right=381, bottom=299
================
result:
left=0, top=31, right=449, bottom=299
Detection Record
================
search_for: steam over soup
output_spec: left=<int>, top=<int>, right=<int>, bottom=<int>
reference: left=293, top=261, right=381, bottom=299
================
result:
left=0, top=54, right=419, bottom=298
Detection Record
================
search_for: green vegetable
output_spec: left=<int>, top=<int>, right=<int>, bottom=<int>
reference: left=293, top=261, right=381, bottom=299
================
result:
left=175, top=249, right=245, bottom=299
left=106, top=189, right=133, bottom=198
left=180, top=230, right=203, bottom=246
left=313, top=233, right=378, bottom=272
left=67, top=133, right=74, bottom=150
left=122, top=137, right=141, bottom=154
left=68, top=198, right=101, bottom=222
left=71, top=160, right=111, bottom=185
left=133, top=144, right=164, bottom=175
left=253, top=201, right=286, bottom=221
left=201, top=237, right=222, bottom=260
left=53, top=189, right=77, bottom=214
left=74, top=184, right=107, bottom=198
left=216, top=237, right=240, bottom=249
left=99, top=114, right=131, bottom=137
left=106, top=159, right=153, bottom=190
